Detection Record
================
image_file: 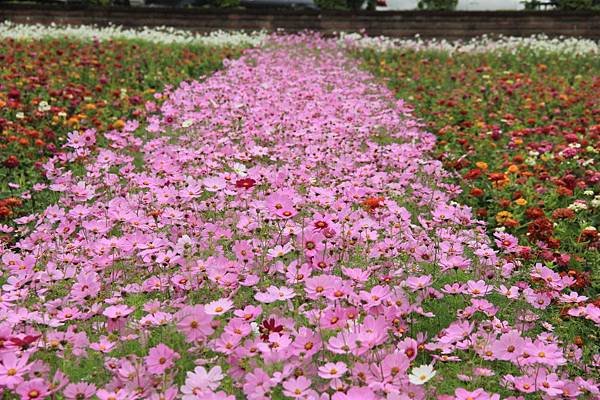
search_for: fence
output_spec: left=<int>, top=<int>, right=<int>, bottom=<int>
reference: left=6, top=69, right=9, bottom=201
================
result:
left=1, top=5, right=599, bottom=38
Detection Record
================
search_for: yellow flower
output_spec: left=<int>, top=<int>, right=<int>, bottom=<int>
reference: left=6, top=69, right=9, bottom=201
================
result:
left=475, top=162, right=488, bottom=170
left=66, top=117, right=79, bottom=127
left=515, top=198, right=528, bottom=206
left=113, top=120, right=126, bottom=130
left=514, top=138, right=523, bottom=145
left=496, top=211, right=513, bottom=223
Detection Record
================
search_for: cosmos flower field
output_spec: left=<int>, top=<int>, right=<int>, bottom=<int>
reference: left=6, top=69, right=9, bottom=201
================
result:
left=0, top=25, right=599, bottom=400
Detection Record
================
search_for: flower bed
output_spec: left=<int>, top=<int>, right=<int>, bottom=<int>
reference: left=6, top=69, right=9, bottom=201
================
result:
left=0, top=23, right=261, bottom=227
left=355, top=37, right=599, bottom=291
left=0, top=32, right=598, bottom=399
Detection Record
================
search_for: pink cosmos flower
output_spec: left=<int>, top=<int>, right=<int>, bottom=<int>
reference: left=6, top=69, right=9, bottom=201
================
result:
left=523, top=340, right=566, bottom=366
left=96, top=389, right=134, bottom=400
left=63, top=382, right=97, bottom=400
left=254, top=286, right=295, bottom=303
left=233, top=305, right=262, bottom=321
left=102, top=305, right=134, bottom=333
left=0, top=352, right=31, bottom=389
left=282, top=376, right=312, bottom=398
left=465, top=280, right=493, bottom=297
left=265, top=192, right=297, bottom=219
left=318, top=362, right=347, bottom=379
left=536, top=372, right=565, bottom=396
left=205, top=298, right=234, bottom=316
left=145, top=343, right=180, bottom=375
left=90, top=336, right=117, bottom=353
left=176, top=305, right=214, bottom=343
left=454, top=388, right=493, bottom=400
left=181, top=366, right=224, bottom=399
left=405, top=275, right=433, bottom=291
left=332, top=387, right=378, bottom=400
left=203, top=176, right=227, bottom=192
left=15, top=379, right=50, bottom=400
left=512, top=375, right=536, bottom=393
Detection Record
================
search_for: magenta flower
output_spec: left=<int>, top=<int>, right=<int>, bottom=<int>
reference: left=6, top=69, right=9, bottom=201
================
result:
left=265, top=192, right=297, bottom=219
left=102, top=305, right=134, bottom=333
left=332, top=387, right=378, bottom=400
left=0, top=352, right=31, bottom=389
left=145, top=344, right=180, bottom=375
left=454, top=388, right=492, bottom=400
left=176, top=305, right=214, bottom=343
left=15, top=379, right=49, bottom=400
left=254, top=286, right=295, bottom=303
left=181, top=366, right=224, bottom=399
left=62, top=382, right=97, bottom=400
left=282, top=376, right=312, bottom=398
left=318, top=362, right=347, bottom=379
left=205, top=298, right=234, bottom=316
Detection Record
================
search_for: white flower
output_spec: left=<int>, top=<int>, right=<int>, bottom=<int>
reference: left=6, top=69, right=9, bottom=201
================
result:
left=181, top=119, right=193, bottom=128
left=15, top=112, right=25, bottom=119
left=181, top=365, right=224, bottom=400
left=267, top=242, right=294, bottom=259
left=408, top=364, right=436, bottom=385
left=38, top=101, right=50, bottom=112
left=232, top=162, right=247, bottom=176
left=0, top=21, right=266, bottom=47
left=250, top=322, right=260, bottom=336
left=568, top=200, right=588, bottom=212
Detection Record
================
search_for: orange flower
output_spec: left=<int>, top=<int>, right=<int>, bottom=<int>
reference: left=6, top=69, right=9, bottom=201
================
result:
left=475, top=161, right=488, bottom=170
left=362, top=197, right=385, bottom=211
left=113, top=119, right=126, bottom=130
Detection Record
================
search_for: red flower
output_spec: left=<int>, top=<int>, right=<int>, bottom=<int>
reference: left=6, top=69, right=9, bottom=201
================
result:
left=525, top=207, right=545, bottom=220
left=260, top=318, right=283, bottom=341
left=235, top=178, right=256, bottom=190
left=464, top=169, right=482, bottom=180
left=3, top=155, right=19, bottom=168
left=470, top=188, right=484, bottom=197
left=528, top=217, right=553, bottom=242
left=551, top=208, right=575, bottom=220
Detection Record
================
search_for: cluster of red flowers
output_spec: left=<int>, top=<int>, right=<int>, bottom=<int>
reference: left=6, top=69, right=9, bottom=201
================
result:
left=363, top=49, right=599, bottom=278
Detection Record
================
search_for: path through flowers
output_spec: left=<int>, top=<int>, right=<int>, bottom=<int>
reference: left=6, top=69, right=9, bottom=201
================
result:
left=2, top=35, right=598, bottom=399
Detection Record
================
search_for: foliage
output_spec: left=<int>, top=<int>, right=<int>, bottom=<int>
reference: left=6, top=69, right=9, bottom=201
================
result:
left=556, top=0, right=596, bottom=10
left=417, top=0, right=458, bottom=10
left=315, top=0, right=350, bottom=9
left=211, top=0, right=241, bottom=7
